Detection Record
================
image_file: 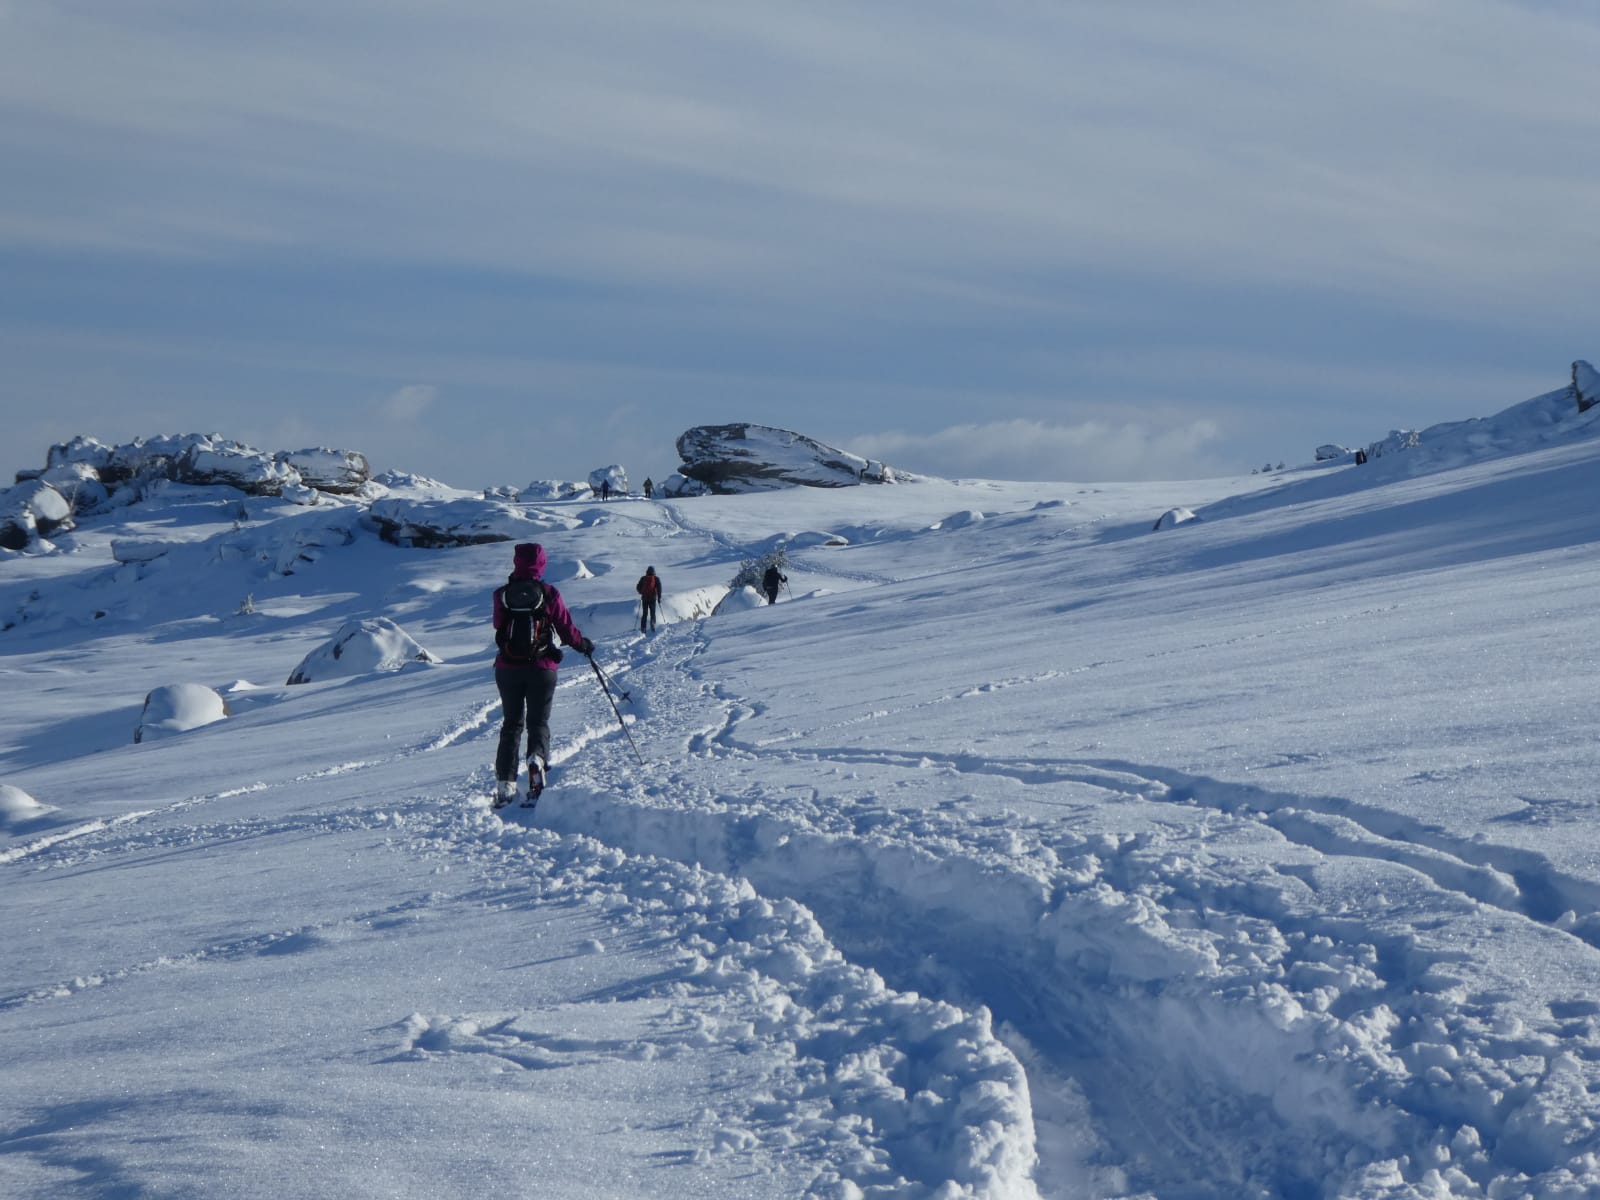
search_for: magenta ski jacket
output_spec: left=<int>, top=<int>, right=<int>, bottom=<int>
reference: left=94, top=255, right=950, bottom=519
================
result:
left=491, top=542, right=585, bottom=671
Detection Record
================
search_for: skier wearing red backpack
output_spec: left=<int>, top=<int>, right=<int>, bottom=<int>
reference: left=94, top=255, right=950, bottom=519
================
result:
left=635, top=566, right=662, bottom=633
left=491, top=542, right=593, bottom=808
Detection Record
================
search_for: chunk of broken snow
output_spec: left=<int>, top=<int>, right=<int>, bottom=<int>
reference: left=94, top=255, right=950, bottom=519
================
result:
left=0, top=783, right=46, bottom=824
left=1153, top=507, right=1198, bottom=531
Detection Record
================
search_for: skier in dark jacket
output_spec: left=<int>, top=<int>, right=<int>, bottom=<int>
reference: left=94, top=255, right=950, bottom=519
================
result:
left=762, top=565, right=786, bottom=605
left=491, top=542, right=592, bottom=807
left=636, top=566, right=662, bottom=633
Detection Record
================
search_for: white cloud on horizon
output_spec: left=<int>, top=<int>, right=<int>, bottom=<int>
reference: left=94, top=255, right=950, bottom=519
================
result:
left=376, top=384, right=436, bottom=424
left=854, top=418, right=1227, bottom=483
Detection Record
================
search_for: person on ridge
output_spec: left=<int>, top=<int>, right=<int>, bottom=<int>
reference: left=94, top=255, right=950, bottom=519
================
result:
left=491, top=542, right=593, bottom=808
left=600, top=479, right=611, bottom=501
left=636, top=566, right=662, bottom=633
left=642, top=477, right=654, bottom=499
left=762, top=564, right=787, bottom=605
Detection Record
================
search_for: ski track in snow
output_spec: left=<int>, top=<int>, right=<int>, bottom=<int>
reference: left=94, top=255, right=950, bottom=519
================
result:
left=512, top=623, right=1600, bottom=1200
left=4, top=674, right=1041, bottom=1198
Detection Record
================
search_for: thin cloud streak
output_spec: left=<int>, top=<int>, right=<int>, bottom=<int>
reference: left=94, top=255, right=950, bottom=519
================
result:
left=1, top=1, right=1596, bottom=488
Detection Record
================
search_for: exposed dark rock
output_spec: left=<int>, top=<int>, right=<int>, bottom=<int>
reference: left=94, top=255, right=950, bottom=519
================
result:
left=367, top=497, right=537, bottom=548
left=1575, top=361, right=1599, bottom=413
left=674, top=424, right=904, bottom=494
left=0, top=480, right=74, bottom=549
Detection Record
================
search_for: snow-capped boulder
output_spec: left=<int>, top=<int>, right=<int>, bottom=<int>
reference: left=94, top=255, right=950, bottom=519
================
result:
left=102, top=434, right=197, bottom=484
left=674, top=424, right=907, bottom=493
left=660, top=473, right=711, bottom=498
left=367, top=497, right=572, bottom=548
left=133, top=682, right=231, bottom=744
left=0, top=479, right=75, bottom=550
left=286, top=617, right=442, bottom=685
left=45, top=435, right=115, bottom=474
left=1574, top=361, right=1599, bottom=413
left=519, top=480, right=592, bottom=501
left=39, top=462, right=110, bottom=513
left=0, top=783, right=47, bottom=826
left=277, top=448, right=371, bottom=494
left=174, top=440, right=302, bottom=495
left=281, top=483, right=321, bottom=506
left=712, top=585, right=768, bottom=615
left=1315, top=444, right=1351, bottom=462
left=1153, top=507, right=1199, bottom=531
left=372, top=469, right=454, bottom=496
left=589, top=465, right=629, bottom=496
left=1366, top=430, right=1420, bottom=459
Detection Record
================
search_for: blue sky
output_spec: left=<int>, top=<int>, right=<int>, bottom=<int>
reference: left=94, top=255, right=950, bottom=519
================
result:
left=3, top=0, right=1597, bottom=489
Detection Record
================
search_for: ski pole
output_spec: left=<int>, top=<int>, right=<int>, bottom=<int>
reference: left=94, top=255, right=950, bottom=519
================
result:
left=586, top=652, right=646, bottom=766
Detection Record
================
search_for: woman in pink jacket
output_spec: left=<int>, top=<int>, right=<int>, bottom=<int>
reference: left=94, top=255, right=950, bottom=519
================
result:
left=491, top=542, right=592, bottom=807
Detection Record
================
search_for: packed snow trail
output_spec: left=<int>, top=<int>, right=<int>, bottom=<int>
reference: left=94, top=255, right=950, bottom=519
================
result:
left=524, top=620, right=1600, bottom=1199
left=0, top=664, right=1043, bottom=1200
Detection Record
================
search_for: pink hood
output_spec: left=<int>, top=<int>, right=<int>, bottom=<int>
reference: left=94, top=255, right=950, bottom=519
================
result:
left=511, top=542, right=545, bottom=580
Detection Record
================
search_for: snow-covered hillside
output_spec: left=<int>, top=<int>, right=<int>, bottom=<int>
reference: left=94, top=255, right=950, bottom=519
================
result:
left=6, top=393, right=1600, bottom=1199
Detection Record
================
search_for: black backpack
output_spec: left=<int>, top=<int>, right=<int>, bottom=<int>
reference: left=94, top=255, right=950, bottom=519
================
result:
left=498, top=577, right=551, bottom=663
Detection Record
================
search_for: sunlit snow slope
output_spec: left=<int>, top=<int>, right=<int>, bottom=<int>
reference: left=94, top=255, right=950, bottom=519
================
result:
left=5, top=396, right=1600, bottom=1199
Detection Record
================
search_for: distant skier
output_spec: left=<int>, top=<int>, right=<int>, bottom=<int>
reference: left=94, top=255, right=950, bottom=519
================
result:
left=636, top=566, right=662, bottom=633
left=600, top=479, right=612, bottom=501
left=491, top=542, right=594, bottom=808
left=762, top=564, right=787, bottom=605
left=643, top=477, right=654, bottom=499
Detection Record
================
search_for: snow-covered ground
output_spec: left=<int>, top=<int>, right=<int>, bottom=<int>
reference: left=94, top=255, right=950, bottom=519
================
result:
left=5, top=392, right=1600, bottom=1198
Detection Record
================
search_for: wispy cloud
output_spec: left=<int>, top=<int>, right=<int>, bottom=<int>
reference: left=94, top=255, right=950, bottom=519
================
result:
left=4, top=1, right=1598, bottom=305
left=2, top=1, right=1596, bottom=488
left=376, top=384, right=436, bottom=424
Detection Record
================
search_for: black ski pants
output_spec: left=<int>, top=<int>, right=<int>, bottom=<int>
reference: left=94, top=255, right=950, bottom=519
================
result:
left=495, top=666, right=558, bottom=781
left=640, top=596, right=658, bottom=632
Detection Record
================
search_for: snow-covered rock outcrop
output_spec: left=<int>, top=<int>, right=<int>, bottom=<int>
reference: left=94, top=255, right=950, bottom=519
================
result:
left=367, top=497, right=578, bottom=548
left=1575, top=360, right=1599, bottom=413
left=38, top=463, right=110, bottom=513
left=1314, top=444, right=1350, bottom=462
left=17, top=434, right=374, bottom=504
left=0, top=479, right=75, bottom=550
left=660, top=473, right=711, bottom=498
left=1153, top=506, right=1199, bottom=531
left=133, top=682, right=231, bottom=744
left=174, top=441, right=302, bottom=495
left=277, top=448, right=372, bottom=494
left=518, top=480, right=592, bottom=502
left=675, top=424, right=906, bottom=494
left=286, top=617, right=441, bottom=685
left=589, top=465, right=629, bottom=496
